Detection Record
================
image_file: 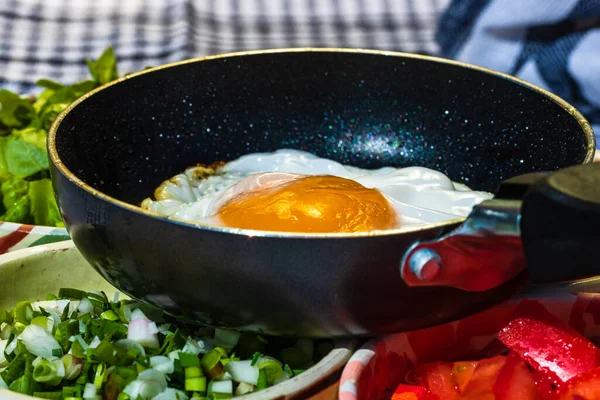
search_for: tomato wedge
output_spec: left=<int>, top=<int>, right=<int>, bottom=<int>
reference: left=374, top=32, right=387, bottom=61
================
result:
left=391, top=384, right=424, bottom=400
left=498, top=316, right=600, bottom=385
left=555, top=366, right=600, bottom=399
left=460, top=355, right=506, bottom=399
left=415, top=362, right=460, bottom=400
left=493, top=352, right=541, bottom=400
left=452, top=361, right=478, bottom=393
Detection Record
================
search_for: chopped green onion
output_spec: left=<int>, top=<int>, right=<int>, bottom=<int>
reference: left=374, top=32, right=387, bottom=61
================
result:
left=86, top=292, right=108, bottom=309
left=14, top=301, right=33, bottom=324
left=58, top=288, right=88, bottom=300
left=33, top=359, right=64, bottom=386
left=100, top=310, right=119, bottom=321
left=0, top=308, right=11, bottom=324
left=185, top=367, right=207, bottom=392
left=250, top=352, right=261, bottom=366
left=179, top=352, right=200, bottom=368
left=62, top=385, right=83, bottom=398
left=32, top=391, right=63, bottom=399
left=62, top=354, right=84, bottom=380
left=93, top=339, right=119, bottom=365
left=256, top=369, right=267, bottom=390
left=201, top=349, right=224, bottom=380
left=257, top=357, right=284, bottom=385
left=9, top=374, right=34, bottom=395
left=93, top=362, right=107, bottom=388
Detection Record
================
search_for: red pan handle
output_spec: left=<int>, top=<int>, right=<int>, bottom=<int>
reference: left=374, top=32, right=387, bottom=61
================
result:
left=400, top=163, right=600, bottom=291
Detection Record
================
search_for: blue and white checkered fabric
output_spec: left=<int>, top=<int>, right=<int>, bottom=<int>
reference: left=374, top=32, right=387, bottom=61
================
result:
left=1, top=0, right=598, bottom=144
left=438, top=0, right=600, bottom=144
left=0, top=0, right=448, bottom=93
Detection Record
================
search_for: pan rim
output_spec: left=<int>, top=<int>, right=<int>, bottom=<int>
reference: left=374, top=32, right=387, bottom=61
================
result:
left=47, top=47, right=596, bottom=239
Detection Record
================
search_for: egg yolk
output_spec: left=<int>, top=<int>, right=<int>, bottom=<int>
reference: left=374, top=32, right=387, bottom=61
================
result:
left=216, top=175, right=398, bottom=233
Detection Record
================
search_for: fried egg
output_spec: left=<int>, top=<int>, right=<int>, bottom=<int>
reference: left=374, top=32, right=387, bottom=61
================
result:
left=141, top=149, right=493, bottom=233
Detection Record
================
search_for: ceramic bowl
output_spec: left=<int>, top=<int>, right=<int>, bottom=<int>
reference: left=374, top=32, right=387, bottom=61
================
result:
left=339, top=292, right=600, bottom=400
left=0, top=240, right=356, bottom=400
left=0, top=222, right=69, bottom=254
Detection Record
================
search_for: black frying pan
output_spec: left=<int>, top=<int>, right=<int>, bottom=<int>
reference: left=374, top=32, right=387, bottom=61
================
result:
left=48, top=49, right=596, bottom=337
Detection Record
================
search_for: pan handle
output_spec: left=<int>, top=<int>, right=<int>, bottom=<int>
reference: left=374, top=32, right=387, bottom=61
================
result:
left=400, top=163, right=600, bottom=291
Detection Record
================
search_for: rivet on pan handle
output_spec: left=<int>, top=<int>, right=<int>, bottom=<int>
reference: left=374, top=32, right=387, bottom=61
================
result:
left=400, top=199, right=526, bottom=291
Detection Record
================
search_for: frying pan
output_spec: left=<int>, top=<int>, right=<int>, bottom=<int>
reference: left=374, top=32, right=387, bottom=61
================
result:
left=48, top=49, right=596, bottom=337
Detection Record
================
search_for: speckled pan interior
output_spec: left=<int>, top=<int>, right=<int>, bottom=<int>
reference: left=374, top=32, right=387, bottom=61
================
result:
left=54, top=50, right=592, bottom=203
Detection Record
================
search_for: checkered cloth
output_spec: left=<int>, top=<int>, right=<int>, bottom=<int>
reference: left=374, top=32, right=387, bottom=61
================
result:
left=1, top=0, right=598, bottom=145
left=438, top=0, right=600, bottom=145
left=0, top=0, right=449, bottom=94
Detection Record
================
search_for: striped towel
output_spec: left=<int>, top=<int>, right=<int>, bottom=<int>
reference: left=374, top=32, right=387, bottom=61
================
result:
left=0, top=0, right=448, bottom=93
left=0, top=0, right=597, bottom=146
left=437, top=0, right=600, bottom=145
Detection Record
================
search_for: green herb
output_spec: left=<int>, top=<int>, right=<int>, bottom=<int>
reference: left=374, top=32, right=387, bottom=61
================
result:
left=1, top=287, right=333, bottom=399
left=0, top=47, right=120, bottom=226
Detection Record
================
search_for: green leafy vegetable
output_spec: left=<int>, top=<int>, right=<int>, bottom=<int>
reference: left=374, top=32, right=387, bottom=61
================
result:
left=0, top=47, right=120, bottom=226
left=0, top=288, right=334, bottom=399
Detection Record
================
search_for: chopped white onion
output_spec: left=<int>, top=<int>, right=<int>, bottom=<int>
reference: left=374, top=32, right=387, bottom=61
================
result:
left=88, top=336, right=101, bottom=349
left=19, top=324, right=62, bottom=358
left=224, top=360, right=259, bottom=385
left=168, top=350, right=180, bottom=361
left=235, top=382, right=256, bottom=396
left=211, top=380, right=233, bottom=395
left=4, top=338, right=17, bottom=355
left=78, top=298, right=94, bottom=315
left=0, top=339, right=8, bottom=368
left=158, top=323, right=172, bottom=335
left=127, top=309, right=159, bottom=349
left=83, top=382, right=99, bottom=399
left=123, top=368, right=168, bottom=400
left=150, top=356, right=175, bottom=374
left=153, top=388, right=189, bottom=400
left=181, top=338, right=204, bottom=355
left=46, top=309, right=61, bottom=334
left=0, top=374, right=7, bottom=390
left=31, top=299, right=71, bottom=315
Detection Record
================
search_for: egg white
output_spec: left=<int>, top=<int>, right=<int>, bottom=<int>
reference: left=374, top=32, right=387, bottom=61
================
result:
left=141, top=149, right=493, bottom=230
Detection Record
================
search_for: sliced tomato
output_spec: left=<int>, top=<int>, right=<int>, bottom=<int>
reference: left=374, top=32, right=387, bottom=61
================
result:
left=460, top=355, right=506, bottom=399
left=493, top=352, right=541, bottom=400
left=531, top=370, right=555, bottom=400
left=555, top=366, right=600, bottom=399
left=498, top=316, right=600, bottom=385
left=452, top=361, right=478, bottom=393
left=392, top=383, right=424, bottom=399
left=415, top=362, right=460, bottom=400
left=391, top=393, right=420, bottom=400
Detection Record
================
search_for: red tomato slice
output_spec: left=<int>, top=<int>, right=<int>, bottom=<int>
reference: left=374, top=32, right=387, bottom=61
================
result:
left=528, top=370, right=555, bottom=400
left=391, top=393, right=420, bottom=400
left=498, top=316, right=600, bottom=385
left=415, top=362, right=460, bottom=400
left=452, top=361, right=478, bottom=393
left=555, top=366, right=600, bottom=399
left=392, top=383, right=424, bottom=398
left=460, top=355, right=507, bottom=399
left=493, top=352, right=541, bottom=400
